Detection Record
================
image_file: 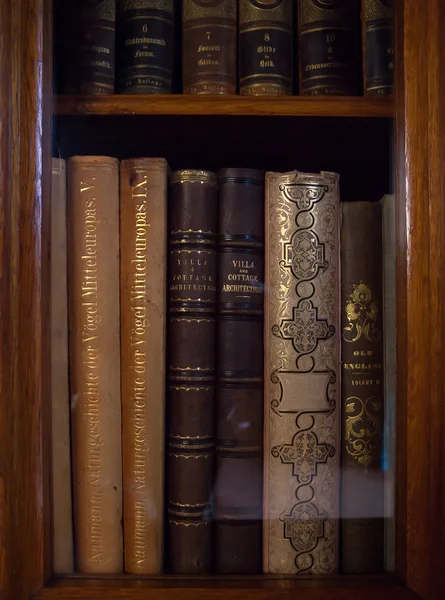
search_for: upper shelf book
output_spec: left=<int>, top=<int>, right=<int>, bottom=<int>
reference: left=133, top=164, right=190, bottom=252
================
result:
left=54, top=95, right=393, bottom=118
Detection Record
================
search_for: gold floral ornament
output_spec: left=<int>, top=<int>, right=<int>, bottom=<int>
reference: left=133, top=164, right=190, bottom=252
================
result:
left=345, top=396, right=381, bottom=469
left=343, top=281, right=381, bottom=343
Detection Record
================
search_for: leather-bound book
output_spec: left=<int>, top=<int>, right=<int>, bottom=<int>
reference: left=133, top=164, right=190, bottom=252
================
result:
left=67, top=157, right=123, bottom=573
left=63, top=0, right=116, bottom=95
left=182, top=0, right=236, bottom=94
left=120, top=159, right=168, bottom=574
left=264, top=170, right=340, bottom=574
left=215, top=169, right=264, bottom=574
left=117, top=0, right=174, bottom=94
left=341, top=201, right=384, bottom=573
left=51, top=158, right=74, bottom=574
left=239, top=0, right=292, bottom=96
left=298, top=0, right=360, bottom=95
left=167, top=170, right=218, bottom=573
left=362, top=0, right=394, bottom=95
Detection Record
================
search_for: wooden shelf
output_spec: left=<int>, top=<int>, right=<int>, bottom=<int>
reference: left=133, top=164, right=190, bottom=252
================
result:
left=35, top=576, right=418, bottom=600
left=55, top=95, right=393, bottom=118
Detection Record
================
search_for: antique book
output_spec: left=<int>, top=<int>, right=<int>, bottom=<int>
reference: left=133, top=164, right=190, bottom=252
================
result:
left=341, top=201, right=384, bottom=573
left=117, top=0, right=174, bottom=93
left=298, top=0, right=360, bottom=95
left=264, top=170, right=340, bottom=574
left=215, top=169, right=264, bottom=574
left=63, top=0, right=116, bottom=95
left=120, top=158, right=168, bottom=574
left=167, top=169, right=218, bottom=573
left=239, top=0, right=293, bottom=96
left=362, top=0, right=394, bottom=95
left=182, top=0, right=236, bottom=94
left=382, top=194, right=396, bottom=572
left=67, top=157, right=123, bottom=573
left=51, top=158, right=74, bottom=574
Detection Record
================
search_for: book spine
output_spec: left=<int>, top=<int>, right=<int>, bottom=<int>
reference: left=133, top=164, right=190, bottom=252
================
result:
left=298, top=0, right=360, bottom=95
left=67, top=156, right=123, bottom=573
left=167, top=170, right=218, bottom=573
left=182, top=0, right=236, bottom=94
left=120, top=158, right=168, bottom=574
left=117, top=0, right=174, bottom=94
left=362, top=0, right=394, bottom=96
left=215, top=169, right=264, bottom=574
left=382, top=194, right=396, bottom=572
left=239, top=0, right=293, bottom=96
left=51, top=158, right=74, bottom=574
left=264, top=170, right=340, bottom=574
left=64, top=0, right=116, bottom=95
left=340, top=201, right=384, bottom=573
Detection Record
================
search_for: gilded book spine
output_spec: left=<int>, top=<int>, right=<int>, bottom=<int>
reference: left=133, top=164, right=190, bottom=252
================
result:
left=51, top=158, right=74, bottom=574
left=117, top=0, right=174, bottom=94
left=340, top=201, right=384, bottom=573
left=362, top=0, right=394, bottom=95
left=67, top=157, right=123, bottom=573
left=182, top=0, right=236, bottom=94
left=167, top=170, right=218, bottom=573
left=64, top=0, right=116, bottom=95
left=264, top=170, right=340, bottom=574
left=215, top=169, right=264, bottom=574
left=120, top=158, right=168, bottom=574
left=298, top=0, right=360, bottom=95
left=239, top=0, right=293, bottom=96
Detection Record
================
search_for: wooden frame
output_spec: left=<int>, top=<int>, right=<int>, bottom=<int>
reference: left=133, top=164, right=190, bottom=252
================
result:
left=1, top=0, right=444, bottom=599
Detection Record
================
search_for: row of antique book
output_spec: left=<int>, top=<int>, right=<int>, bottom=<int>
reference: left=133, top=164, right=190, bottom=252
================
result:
left=55, top=0, right=394, bottom=96
left=51, top=157, right=395, bottom=576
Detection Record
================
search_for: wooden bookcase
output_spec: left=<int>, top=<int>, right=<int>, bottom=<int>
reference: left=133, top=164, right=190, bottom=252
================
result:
left=1, top=0, right=444, bottom=599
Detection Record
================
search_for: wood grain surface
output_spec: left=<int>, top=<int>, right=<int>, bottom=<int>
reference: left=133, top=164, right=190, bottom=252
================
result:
left=395, top=1, right=445, bottom=599
left=55, top=95, right=393, bottom=118
left=0, top=0, right=52, bottom=598
left=34, top=576, right=418, bottom=600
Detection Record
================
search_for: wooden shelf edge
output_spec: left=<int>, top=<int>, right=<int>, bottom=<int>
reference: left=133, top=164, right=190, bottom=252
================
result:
left=54, top=95, right=394, bottom=118
left=35, top=576, right=417, bottom=600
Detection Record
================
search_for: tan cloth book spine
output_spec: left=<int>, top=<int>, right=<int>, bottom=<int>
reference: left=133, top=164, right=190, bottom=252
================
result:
left=67, top=156, right=123, bottom=573
left=51, top=158, right=74, bottom=574
left=120, top=158, right=168, bottom=574
left=264, top=170, right=340, bottom=574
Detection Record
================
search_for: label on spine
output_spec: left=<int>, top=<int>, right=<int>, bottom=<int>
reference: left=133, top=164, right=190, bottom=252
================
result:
left=239, top=0, right=292, bottom=96
left=362, top=0, right=394, bottom=95
left=182, top=0, right=236, bottom=94
left=117, top=0, right=174, bottom=93
left=298, top=0, right=360, bottom=96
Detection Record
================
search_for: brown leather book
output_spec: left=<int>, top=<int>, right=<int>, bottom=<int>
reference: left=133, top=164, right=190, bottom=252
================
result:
left=362, top=0, right=394, bottom=95
left=264, top=170, right=340, bottom=574
left=67, top=156, right=123, bottom=573
left=167, top=170, right=218, bottom=573
left=63, top=0, right=116, bottom=95
left=182, top=0, right=236, bottom=94
left=215, top=169, right=264, bottom=574
left=116, top=0, right=175, bottom=94
left=298, top=0, right=360, bottom=95
left=239, top=0, right=293, bottom=96
left=120, top=158, right=168, bottom=574
left=340, top=201, right=384, bottom=574
left=51, top=158, right=74, bottom=574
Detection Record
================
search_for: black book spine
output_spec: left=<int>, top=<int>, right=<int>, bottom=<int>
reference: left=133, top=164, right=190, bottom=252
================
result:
left=362, top=0, right=394, bottom=96
left=239, top=0, right=293, bottom=96
left=117, top=0, right=174, bottom=94
left=63, top=0, right=116, bottom=95
left=298, top=0, right=360, bottom=96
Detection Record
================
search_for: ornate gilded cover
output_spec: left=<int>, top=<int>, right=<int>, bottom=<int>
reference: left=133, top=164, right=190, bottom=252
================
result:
left=263, top=170, right=340, bottom=574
